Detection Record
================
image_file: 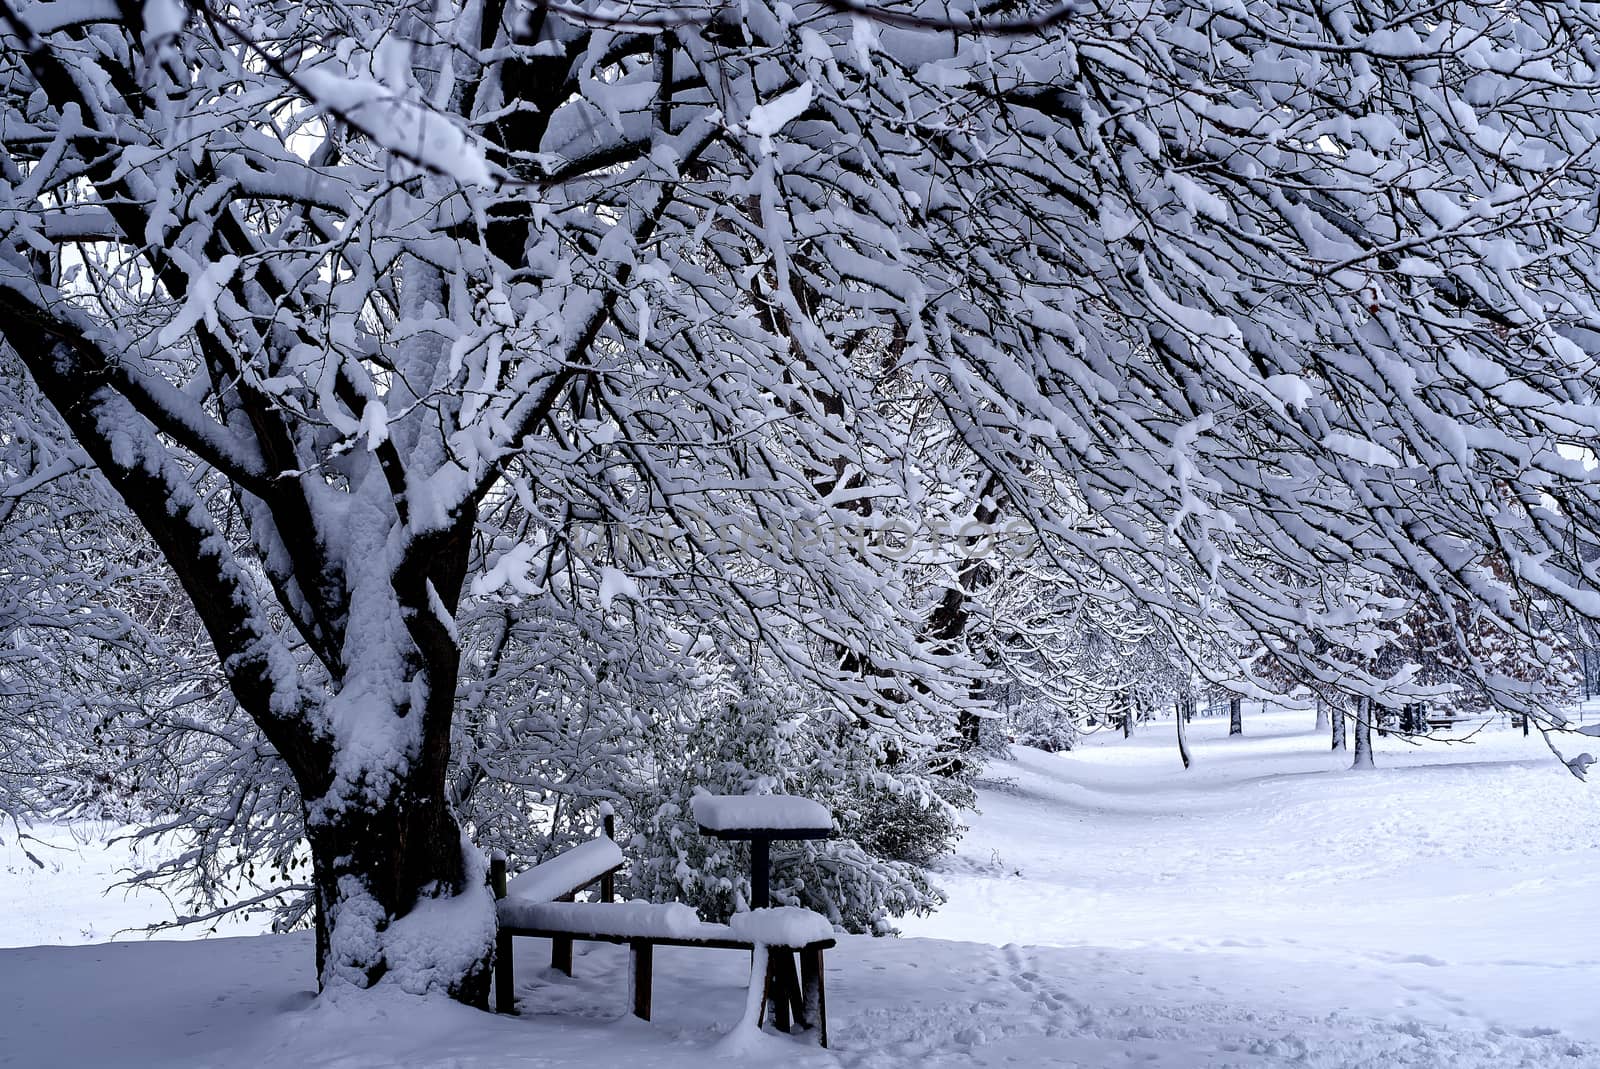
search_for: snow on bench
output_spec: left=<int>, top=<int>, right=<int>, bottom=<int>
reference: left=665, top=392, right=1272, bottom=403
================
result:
left=690, top=793, right=833, bottom=834
left=496, top=897, right=835, bottom=1044
left=499, top=900, right=833, bottom=951
left=502, top=837, right=623, bottom=904
left=497, top=899, right=732, bottom=943
left=729, top=906, right=835, bottom=947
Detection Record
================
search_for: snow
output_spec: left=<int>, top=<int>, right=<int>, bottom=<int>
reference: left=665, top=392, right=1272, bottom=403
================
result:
left=595, top=567, right=640, bottom=611
left=155, top=254, right=239, bottom=348
left=4, top=710, right=1600, bottom=1066
left=297, top=65, right=493, bottom=187
left=690, top=793, right=833, bottom=833
left=746, top=81, right=814, bottom=153
left=0, top=822, right=265, bottom=946
left=901, top=708, right=1600, bottom=1048
left=1321, top=431, right=1403, bottom=468
left=710, top=943, right=781, bottom=1058
left=727, top=906, right=833, bottom=946
left=383, top=846, right=497, bottom=997
left=496, top=899, right=728, bottom=942
left=141, top=0, right=187, bottom=42
left=503, top=837, right=623, bottom=903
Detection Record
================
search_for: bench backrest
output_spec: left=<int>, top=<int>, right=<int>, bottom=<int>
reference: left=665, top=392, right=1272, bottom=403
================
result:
left=498, top=835, right=624, bottom=903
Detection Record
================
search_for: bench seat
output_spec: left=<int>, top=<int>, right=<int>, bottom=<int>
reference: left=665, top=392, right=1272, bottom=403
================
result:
left=500, top=908, right=833, bottom=1043
left=499, top=900, right=835, bottom=949
left=501, top=904, right=836, bottom=955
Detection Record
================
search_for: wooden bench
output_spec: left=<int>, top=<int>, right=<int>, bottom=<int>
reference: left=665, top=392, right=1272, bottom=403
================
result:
left=488, top=832, right=833, bottom=1045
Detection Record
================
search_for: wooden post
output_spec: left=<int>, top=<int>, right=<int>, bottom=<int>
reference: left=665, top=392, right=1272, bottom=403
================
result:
left=801, top=947, right=828, bottom=1048
left=630, top=941, right=653, bottom=1021
left=601, top=811, right=616, bottom=904
left=490, top=853, right=517, bottom=1015
left=552, top=890, right=574, bottom=976
left=751, top=836, right=770, bottom=909
left=490, top=852, right=507, bottom=899
left=551, top=936, right=573, bottom=975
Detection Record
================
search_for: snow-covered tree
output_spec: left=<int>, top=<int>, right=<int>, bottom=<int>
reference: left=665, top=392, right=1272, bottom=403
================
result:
left=0, top=355, right=207, bottom=833
left=0, top=0, right=990, bottom=1001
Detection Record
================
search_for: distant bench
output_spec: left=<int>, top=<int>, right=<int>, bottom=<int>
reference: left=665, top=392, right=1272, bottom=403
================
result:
left=488, top=819, right=833, bottom=1045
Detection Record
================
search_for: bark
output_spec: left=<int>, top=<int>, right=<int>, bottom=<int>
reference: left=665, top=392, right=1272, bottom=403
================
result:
left=1228, top=696, right=1242, bottom=736
left=1331, top=697, right=1346, bottom=750
left=1351, top=696, right=1375, bottom=770
left=1315, top=698, right=1329, bottom=733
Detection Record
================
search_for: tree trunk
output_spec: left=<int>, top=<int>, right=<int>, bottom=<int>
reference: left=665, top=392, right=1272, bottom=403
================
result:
left=1122, top=691, right=1134, bottom=737
left=301, top=640, right=491, bottom=1003
left=306, top=786, right=493, bottom=1002
left=1331, top=698, right=1346, bottom=750
left=1401, top=703, right=1424, bottom=734
left=11, top=300, right=496, bottom=1005
left=1176, top=697, right=1192, bottom=769
left=1351, top=696, right=1375, bottom=770
left=1229, top=696, right=1242, bottom=736
left=1315, top=697, right=1329, bottom=732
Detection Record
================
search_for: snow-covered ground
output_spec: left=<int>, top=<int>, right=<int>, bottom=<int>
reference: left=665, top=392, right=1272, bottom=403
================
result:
left=0, top=821, right=263, bottom=948
left=3, top=709, right=1598, bottom=1067
left=904, top=707, right=1600, bottom=1047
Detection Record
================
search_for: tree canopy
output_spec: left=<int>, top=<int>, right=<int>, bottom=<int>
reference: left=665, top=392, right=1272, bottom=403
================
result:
left=3, top=0, right=1599, bottom=1002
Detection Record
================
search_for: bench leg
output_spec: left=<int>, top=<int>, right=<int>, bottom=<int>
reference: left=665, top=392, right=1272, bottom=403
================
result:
left=495, top=931, right=517, bottom=1015
left=801, top=946, right=827, bottom=1048
left=778, top=950, right=806, bottom=1032
left=630, top=941, right=653, bottom=1021
left=551, top=936, right=573, bottom=977
left=767, top=951, right=791, bottom=1032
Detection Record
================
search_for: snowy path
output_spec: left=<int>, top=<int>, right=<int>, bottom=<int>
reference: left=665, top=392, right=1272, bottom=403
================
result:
left=2, top=709, right=1598, bottom=1066
left=903, top=709, right=1600, bottom=1056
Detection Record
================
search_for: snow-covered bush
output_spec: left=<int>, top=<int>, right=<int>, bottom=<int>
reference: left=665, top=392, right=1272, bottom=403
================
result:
left=616, top=671, right=958, bottom=933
